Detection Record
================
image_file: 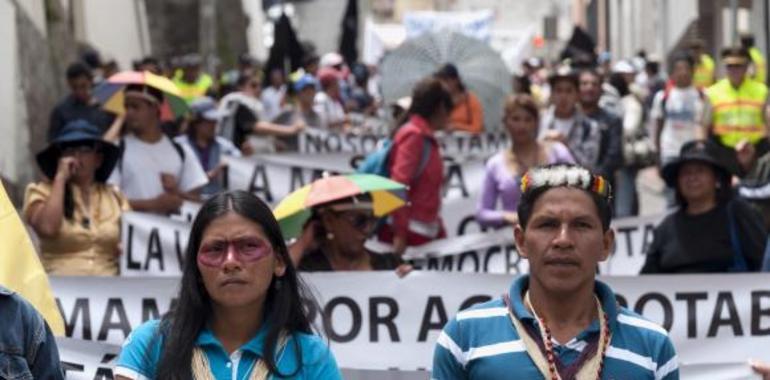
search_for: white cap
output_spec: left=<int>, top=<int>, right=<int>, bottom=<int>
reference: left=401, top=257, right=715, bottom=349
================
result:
left=320, top=52, right=344, bottom=68
left=612, top=60, right=636, bottom=74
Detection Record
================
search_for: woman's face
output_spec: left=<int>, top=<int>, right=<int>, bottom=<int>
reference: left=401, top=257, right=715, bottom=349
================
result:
left=677, top=161, right=718, bottom=204
left=197, top=211, right=286, bottom=310
left=504, top=107, right=538, bottom=144
left=321, top=207, right=377, bottom=258
left=61, top=143, right=103, bottom=181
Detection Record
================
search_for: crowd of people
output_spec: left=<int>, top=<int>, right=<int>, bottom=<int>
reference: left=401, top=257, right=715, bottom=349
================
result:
left=8, top=31, right=770, bottom=378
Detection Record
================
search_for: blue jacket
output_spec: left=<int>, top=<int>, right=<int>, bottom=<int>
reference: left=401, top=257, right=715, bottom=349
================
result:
left=0, top=285, right=64, bottom=379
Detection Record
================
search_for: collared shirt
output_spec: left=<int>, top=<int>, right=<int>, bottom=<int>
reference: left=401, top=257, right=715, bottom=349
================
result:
left=114, top=319, right=341, bottom=379
left=22, top=182, right=130, bottom=276
left=433, top=275, right=679, bottom=379
left=0, top=286, right=64, bottom=379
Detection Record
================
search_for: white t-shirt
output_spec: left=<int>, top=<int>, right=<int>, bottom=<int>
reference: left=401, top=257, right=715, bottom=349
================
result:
left=108, top=134, right=209, bottom=200
left=260, top=85, right=286, bottom=121
left=313, top=92, right=346, bottom=128
left=651, top=86, right=708, bottom=159
left=551, top=116, right=576, bottom=136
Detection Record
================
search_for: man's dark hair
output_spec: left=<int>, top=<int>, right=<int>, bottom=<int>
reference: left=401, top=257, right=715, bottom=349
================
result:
left=669, top=51, right=695, bottom=70
left=66, top=62, right=93, bottom=81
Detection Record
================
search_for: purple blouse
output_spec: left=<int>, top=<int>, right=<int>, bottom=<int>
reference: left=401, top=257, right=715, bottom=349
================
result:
left=475, top=143, right=575, bottom=228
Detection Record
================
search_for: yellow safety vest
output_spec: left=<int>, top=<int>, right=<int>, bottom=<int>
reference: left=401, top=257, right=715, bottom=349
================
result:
left=750, top=47, right=767, bottom=84
left=706, top=78, right=768, bottom=147
left=173, top=71, right=214, bottom=104
left=694, top=54, right=715, bottom=89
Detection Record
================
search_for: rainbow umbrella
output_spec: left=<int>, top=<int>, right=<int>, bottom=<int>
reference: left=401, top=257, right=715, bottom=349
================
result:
left=274, top=174, right=407, bottom=240
left=93, top=71, right=189, bottom=118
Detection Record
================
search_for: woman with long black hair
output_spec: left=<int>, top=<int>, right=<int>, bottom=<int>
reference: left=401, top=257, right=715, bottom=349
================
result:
left=114, top=191, right=341, bottom=379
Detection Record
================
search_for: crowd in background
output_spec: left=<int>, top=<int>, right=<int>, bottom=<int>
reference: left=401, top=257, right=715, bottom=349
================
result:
left=20, top=31, right=770, bottom=280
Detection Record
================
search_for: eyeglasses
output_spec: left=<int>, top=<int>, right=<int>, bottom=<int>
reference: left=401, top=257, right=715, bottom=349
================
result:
left=334, top=211, right=377, bottom=234
left=197, top=237, right=273, bottom=267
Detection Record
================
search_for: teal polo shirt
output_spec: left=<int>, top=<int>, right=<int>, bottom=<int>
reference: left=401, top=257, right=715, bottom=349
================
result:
left=114, top=319, right=341, bottom=379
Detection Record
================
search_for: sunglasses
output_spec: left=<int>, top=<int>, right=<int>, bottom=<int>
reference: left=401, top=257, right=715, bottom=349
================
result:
left=334, top=211, right=377, bottom=234
left=197, top=237, right=273, bottom=267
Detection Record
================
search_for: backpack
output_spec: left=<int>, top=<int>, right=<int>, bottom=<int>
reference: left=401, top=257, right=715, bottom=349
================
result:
left=357, top=136, right=432, bottom=179
left=117, top=137, right=185, bottom=172
left=660, top=85, right=705, bottom=119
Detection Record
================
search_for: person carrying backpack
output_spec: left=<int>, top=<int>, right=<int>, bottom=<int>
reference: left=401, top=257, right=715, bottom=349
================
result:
left=108, top=84, right=208, bottom=215
left=651, top=52, right=708, bottom=206
left=376, top=78, right=453, bottom=256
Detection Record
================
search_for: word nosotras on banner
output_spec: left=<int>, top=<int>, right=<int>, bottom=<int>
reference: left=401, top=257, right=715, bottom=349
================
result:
left=122, top=208, right=661, bottom=277
left=297, top=127, right=509, bottom=157
left=52, top=272, right=770, bottom=372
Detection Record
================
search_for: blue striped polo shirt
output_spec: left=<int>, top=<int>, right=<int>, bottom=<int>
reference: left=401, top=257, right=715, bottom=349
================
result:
left=433, top=275, right=679, bottom=379
left=114, top=319, right=341, bottom=379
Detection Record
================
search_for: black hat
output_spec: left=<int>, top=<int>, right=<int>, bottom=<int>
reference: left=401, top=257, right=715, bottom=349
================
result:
left=36, top=119, right=119, bottom=182
left=547, top=64, right=579, bottom=87
left=661, top=140, right=732, bottom=187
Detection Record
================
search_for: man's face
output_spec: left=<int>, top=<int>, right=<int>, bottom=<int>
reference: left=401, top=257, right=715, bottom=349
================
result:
left=514, top=187, right=614, bottom=295
left=551, top=80, right=578, bottom=115
left=726, top=63, right=748, bottom=86
left=124, top=96, right=158, bottom=132
left=579, top=73, right=602, bottom=105
left=69, top=76, right=93, bottom=103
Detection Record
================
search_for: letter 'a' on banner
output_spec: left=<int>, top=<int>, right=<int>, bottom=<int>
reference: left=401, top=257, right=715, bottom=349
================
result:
left=0, top=181, right=64, bottom=335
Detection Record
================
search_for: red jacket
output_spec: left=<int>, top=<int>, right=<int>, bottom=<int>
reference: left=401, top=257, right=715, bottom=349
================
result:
left=388, top=115, right=444, bottom=240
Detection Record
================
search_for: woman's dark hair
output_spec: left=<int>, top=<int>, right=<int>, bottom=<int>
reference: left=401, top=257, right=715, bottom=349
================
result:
left=434, top=63, right=466, bottom=91
left=669, top=51, right=695, bottom=71
left=391, top=77, right=453, bottom=136
left=608, top=72, right=630, bottom=97
left=155, top=191, right=315, bottom=379
left=673, top=162, right=732, bottom=208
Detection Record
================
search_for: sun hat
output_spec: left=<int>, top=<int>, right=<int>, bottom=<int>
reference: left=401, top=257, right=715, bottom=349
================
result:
left=36, top=119, right=119, bottom=182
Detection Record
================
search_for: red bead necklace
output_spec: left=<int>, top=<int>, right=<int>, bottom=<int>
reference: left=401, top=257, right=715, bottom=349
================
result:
left=525, top=292, right=611, bottom=380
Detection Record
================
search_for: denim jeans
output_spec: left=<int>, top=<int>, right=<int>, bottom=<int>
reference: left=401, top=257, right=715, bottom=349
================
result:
left=0, top=286, right=63, bottom=380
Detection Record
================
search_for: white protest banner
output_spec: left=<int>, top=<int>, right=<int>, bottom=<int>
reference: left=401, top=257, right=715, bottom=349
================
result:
left=371, top=213, right=665, bottom=275
left=57, top=338, right=120, bottom=380
left=121, top=205, right=664, bottom=277
left=298, top=127, right=508, bottom=158
left=52, top=273, right=770, bottom=371
left=120, top=211, right=191, bottom=277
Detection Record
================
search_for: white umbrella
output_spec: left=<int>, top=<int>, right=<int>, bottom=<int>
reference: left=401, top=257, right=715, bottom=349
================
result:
left=380, top=31, right=511, bottom=131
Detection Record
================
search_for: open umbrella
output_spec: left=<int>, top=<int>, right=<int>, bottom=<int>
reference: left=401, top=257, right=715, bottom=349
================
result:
left=274, top=174, right=406, bottom=240
left=93, top=71, right=189, bottom=118
left=380, top=31, right=510, bottom=131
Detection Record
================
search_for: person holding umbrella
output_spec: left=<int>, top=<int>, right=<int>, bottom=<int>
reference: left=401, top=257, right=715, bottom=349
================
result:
left=434, top=63, right=484, bottom=134
left=23, top=119, right=129, bottom=275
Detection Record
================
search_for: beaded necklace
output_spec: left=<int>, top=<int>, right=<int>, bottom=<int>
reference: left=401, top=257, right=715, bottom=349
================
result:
left=524, top=291, right=611, bottom=380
